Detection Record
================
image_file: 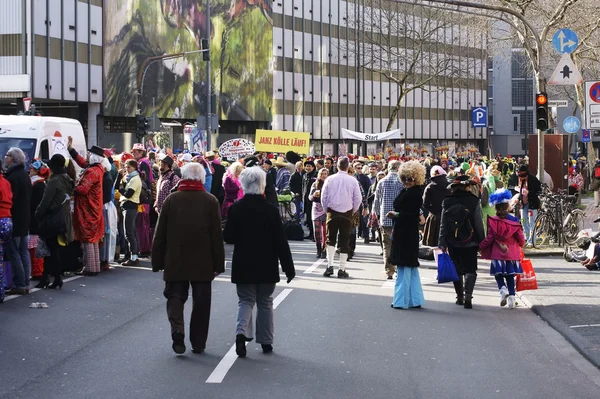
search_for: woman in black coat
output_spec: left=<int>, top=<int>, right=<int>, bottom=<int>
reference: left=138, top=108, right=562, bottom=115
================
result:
left=223, top=166, right=295, bottom=358
left=422, top=165, right=449, bottom=247
left=387, top=161, right=426, bottom=309
left=29, top=159, right=49, bottom=280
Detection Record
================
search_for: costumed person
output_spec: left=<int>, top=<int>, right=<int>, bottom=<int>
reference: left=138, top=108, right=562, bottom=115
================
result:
left=28, top=159, right=50, bottom=280
left=131, top=143, right=153, bottom=257
left=34, top=154, right=75, bottom=289
left=100, top=157, right=117, bottom=271
left=119, top=159, right=143, bottom=266
left=479, top=189, right=525, bottom=309
left=221, top=162, right=244, bottom=219
left=309, top=168, right=329, bottom=259
left=502, top=157, right=515, bottom=188
left=422, top=165, right=449, bottom=247
left=68, top=137, right=106, bottom=276
left=0, top=158, right=13, bottom=302
left=388, top=161, right=426, bottom=309
left=591, top=160, right=600, bottom=207
left=481, top=161, right=503, bottom=234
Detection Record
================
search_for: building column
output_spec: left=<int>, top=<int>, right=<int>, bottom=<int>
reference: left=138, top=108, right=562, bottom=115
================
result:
left=87, top=102, right=100, bottom=146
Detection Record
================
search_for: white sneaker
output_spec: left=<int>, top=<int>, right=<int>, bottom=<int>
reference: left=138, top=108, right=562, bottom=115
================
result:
left=499, top=286, right=509, bottom=307
left=507, top=295, right=516, bottom=309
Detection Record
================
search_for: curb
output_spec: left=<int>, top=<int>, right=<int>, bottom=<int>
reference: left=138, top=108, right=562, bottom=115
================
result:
left=523, top=251, right=564, bottom=258
left=518, top=292, right=600, bottom=369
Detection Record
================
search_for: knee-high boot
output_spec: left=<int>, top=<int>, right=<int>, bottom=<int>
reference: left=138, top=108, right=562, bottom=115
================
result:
left=316, top=241, right=322, bottom=258
left=464, top=273, right=477, bottom=309
left=453, top=275, right=464, bottom=305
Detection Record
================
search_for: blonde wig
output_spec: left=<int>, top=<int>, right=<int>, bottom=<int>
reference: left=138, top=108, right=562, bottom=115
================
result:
left=400, top=160, right=426, bottom=186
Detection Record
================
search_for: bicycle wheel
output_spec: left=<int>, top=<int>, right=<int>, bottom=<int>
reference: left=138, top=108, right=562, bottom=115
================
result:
left=532, top=214, right=553, bottom=248
left=563, top=209, right=585, bottom=246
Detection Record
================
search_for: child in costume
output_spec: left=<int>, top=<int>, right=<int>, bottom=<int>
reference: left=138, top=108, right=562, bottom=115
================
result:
left=479, top=189, right=525, bottom=309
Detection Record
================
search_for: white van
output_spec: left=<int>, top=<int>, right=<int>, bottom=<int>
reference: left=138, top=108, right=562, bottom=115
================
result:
left=0, top=115, right=87, bottom=164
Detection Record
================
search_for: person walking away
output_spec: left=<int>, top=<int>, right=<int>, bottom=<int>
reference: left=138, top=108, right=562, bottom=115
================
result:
left=302, top=161, right=317, bottom=240
left=347, top=165, right=369, bottom=260
left=387, top=161, right=426, bottom=309
left=119, top=160, right=142, bottom=266
left=422, top=165, right=449, bottom=247
left=372, top=161, right=404, bottom=279
left=100, top=157, right=116, bottom=271
left=244, top=156, right=278, bottom=207
left=152, top=163, right=225, bottom=355
left=0, top=159, right=13, bottom=302
left=479, top=189, right=525, bottom=309
left=367, top=171, right=385, bottom=244
left=221, top=162, right=244, bottom=219
left=516, top=165, right=541, bottom=246
left=28, top=159, right=50, bottom=280
left=207, top=151, right=225, bottom=205
left=438, top=175, right=485, bottom=309
left=68, top=138, right=106, bottom=276
left=289, top=161, right=304, bottom=222
left=321, top=157, right=362, bottom=278
left=223, top=166, right=295, bottom=357
left=4, top=147, right=32, bottom=295
left=309, top=168, right=329, bottom=259
left=34, top=154, right=75, bottom=289
left=154, top=154, right=180, bottom=215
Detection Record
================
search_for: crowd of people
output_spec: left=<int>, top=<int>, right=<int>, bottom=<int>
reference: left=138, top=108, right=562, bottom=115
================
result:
left=0, top=138, right=595, bottom=354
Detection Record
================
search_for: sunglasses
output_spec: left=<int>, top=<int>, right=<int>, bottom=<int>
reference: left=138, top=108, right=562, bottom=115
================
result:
left=401, top=176, right=414, bottom=183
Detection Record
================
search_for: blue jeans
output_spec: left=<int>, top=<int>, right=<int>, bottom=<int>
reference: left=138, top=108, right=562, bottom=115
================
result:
left=8, top=235, right=31, bottom=289
left=520, top=205, right=537, bottom=244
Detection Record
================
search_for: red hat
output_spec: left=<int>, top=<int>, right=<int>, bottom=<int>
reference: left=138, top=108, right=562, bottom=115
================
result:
left=120, top=153, right=134, bottom=162
left=104, top=149, right=113, bottom=158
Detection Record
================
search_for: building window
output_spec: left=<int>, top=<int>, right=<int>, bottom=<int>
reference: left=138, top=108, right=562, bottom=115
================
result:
left=511, top=80, right=534, bottom=107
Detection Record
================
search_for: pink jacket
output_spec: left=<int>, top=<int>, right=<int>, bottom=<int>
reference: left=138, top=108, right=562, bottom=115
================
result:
left=479, top=216, right=525, bottom=261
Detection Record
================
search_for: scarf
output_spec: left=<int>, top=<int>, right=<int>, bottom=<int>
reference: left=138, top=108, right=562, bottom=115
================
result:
left=178, top=180, right=206, bottom=192
left=124, top=170, right=139, bottom=184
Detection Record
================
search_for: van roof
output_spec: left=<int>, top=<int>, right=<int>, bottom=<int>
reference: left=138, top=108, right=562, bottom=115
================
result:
left=0, top=115, right=82, bottom=138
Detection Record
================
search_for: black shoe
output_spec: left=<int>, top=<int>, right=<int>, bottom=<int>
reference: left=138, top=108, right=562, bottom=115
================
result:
left=261, top=344, right=273, bottom=354
left=321, top=252, right=326, bottom=259
left=236, top=334, right=247, bottom=357
left=335, top=249, right=340, bottom=254
left=464, top=300, right=472, bottom=309
left=122, top=259, right=140, bottom=267
left=364, top=238, right=370, bottom=244
left=48, top=278, right=63, bottom=290
left=347, top=252, right=354, bottom=261
left=316, top=251, right=321, bottom=259
left=34, top=278, right=50, bottom=289
left=172, top=331, right=186, bottom=354
left=387, top=275, right=393, bottom=280
left=337, top=269, right=349, bottom=278
left=192, top=348, right=204, bottom=354
left=379, top=252, right=383, bottom=256
left=455, top=298, right=464, bottom=306
left=323, top=266, right=334, bottom=277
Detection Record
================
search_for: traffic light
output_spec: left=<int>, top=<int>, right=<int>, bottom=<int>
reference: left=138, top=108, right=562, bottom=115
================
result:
left=201, top=38, right=209, bottom=61
left=536, top=92, right=549, bottom=131
left=135, top=114, right=149, bottom=139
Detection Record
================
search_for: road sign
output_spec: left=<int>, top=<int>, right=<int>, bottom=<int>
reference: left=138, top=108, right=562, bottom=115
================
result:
left=471, top=107, right=487, bottom=128
left=582, top=129, right=591, bottom=143
left=585, top=81, right=600, bottom=129
left=552, top=29, right=578, bottom=54
left=563, top=116, right=581, bottom=133
left=548, top=53, right=583, bottom=85
left=23, top=97, right=31, bottom=112
left=548, top=100, right=568, bottom=108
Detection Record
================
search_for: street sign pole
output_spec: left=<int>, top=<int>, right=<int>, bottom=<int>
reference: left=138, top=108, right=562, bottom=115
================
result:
left=206, top=0, right=212, bottom=152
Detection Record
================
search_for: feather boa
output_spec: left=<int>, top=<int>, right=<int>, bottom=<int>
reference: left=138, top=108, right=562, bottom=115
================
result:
left=489, top=188, right=512, bottom=206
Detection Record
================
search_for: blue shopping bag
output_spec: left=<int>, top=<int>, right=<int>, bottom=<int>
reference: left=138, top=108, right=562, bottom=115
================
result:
left=437, top=252, right=459, bottom=284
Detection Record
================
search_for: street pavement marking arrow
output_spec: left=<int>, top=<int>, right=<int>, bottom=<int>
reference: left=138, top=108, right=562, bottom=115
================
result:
left=549, top=53, right=583, bottom=85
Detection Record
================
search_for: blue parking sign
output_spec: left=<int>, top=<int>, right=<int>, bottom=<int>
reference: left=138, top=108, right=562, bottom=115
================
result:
left=582, top=129, right=591, bottom=143
left=471, top=107, right=487, bottom=128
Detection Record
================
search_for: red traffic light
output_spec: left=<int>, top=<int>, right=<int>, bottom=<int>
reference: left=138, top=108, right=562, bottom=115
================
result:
left=536, top=93, right=548, bottom=105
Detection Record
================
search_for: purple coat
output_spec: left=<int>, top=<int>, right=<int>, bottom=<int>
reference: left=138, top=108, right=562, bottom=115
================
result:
left=479, top=216, right=525, bottom=261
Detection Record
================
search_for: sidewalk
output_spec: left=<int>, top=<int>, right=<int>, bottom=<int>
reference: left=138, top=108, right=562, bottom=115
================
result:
left=518, top=256, right=600, bottom=369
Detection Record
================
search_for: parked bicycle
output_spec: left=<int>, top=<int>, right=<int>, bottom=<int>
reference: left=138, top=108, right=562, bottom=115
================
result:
left=532, top=189, right=585, bottom=248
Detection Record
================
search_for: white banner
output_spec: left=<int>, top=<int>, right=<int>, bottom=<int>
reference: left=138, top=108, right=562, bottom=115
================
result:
left=341, top=128, right=401, bottom=141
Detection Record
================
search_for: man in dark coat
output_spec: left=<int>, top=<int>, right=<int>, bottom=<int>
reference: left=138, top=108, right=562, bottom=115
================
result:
left=223, top=166, right=295, bottom=357
left=289, top=161, right=304, bottom=222
left=207, top=151, right=225, bottom=205
left=152, top=163, right=226, bottom=355
left=244, top=156, right=278, bottom=207
left=4, top=147, right=32, bottom=295
left=439, top=175, right=484, bottom=309
left=302, top=160, right=317, bottom=240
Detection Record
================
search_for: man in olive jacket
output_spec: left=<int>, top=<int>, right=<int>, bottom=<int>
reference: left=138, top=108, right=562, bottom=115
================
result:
left=152, top=163, right=225, bottom=355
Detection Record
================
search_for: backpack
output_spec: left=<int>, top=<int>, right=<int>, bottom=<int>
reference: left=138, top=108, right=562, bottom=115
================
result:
left=444, top=203, right=474, bottom=245
left=139, top=180, right=152, bottom=205
left=595, top=166, right=600, bottom=179
left=282, top=221, right=305, bottom=241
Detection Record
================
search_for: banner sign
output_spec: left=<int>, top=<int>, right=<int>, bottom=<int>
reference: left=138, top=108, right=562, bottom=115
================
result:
left=255, top=130, right=310, bottom=154
left=341, top=128, right=402, bottom=141
left=218, top=138, right=255, bottom=161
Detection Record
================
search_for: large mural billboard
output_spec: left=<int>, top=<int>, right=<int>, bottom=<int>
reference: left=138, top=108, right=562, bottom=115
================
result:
left=103, top=0, right=273, bottom=121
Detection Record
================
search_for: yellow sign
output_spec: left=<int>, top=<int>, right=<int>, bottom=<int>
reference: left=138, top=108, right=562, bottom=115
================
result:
left=255, top=130, right=311, bottom=154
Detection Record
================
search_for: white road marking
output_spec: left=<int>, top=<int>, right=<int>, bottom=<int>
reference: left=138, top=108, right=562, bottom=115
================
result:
left=3, top=275, right=84, bottom=302
left=206, top=288, right=293, bottom=384
left=570, top=324, right=600, bottom=329
left=381, top=279, right=395, bottom=289
left=304, top=259, right=324, bottom=274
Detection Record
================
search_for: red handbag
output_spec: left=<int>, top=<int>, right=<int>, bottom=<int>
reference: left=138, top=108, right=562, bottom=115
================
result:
left=516, top=258, right=538, bottom=291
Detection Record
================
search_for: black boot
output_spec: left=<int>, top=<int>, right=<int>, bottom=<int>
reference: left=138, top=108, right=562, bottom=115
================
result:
left=453, top=275, right=464, bottom=305
left=316, top=242, right=322, bottom=259
left=34, top=274, right=50, bottom=289
left=464, top=273, right=477, bottom=309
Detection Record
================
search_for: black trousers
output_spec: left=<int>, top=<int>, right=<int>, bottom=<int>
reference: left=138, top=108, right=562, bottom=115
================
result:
left=164, top=281, right=212, bottom=350
left=305, top=200, right=314, bottom=237
left=448, top=246, right=479, bottom=275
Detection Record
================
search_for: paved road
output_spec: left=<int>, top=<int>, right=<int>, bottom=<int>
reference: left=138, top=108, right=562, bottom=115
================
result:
left=1, top=241, right=600, bottom=399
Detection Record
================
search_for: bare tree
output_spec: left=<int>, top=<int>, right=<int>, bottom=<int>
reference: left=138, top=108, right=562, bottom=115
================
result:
left=342, top=0, right=484, bottom=131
